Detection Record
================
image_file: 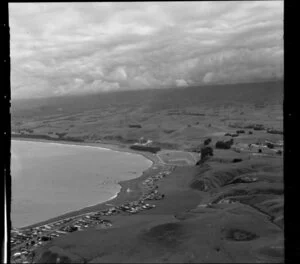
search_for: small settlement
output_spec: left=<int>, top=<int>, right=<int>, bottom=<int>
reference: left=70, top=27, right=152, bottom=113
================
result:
left=232, top=140, right=283, bottom=156
left=10, top=166, right=174, bottom=264
left=217, top=128, right=283, bottom=156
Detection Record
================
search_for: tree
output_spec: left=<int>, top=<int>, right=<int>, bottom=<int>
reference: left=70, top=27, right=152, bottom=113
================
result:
left=215, top=139, right=234, bottom=149
left=204, top=138, right=212, bottom=146
left=200, top=146, right=214, bottom=161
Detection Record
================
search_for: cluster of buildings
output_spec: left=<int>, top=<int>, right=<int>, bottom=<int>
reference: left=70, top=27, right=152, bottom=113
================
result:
left=231, top=176, right=258, bottom=184
left=90, top=167, right=174, bottom=215
left=130, top=137, right=161, bottom=153
left=135, top=137, right=153, bottom=146
left=10, top=214, right=113, bottom=263
left=266, top=128, right=283, bottom=135
left=216, top=198, right=238, bottom=205
left=198, top=198, right=240, bottom=208
left=221, top=125, right=283, bottom=156
left=229, top=123, right=265, bottom=131
left=140, top=170, right=172, bottom=200
left=115, top=201, right=156, bottom=214
left=69, top=216, right=112, bottom=230
left=232, top=140, right=283, bottom=155
left=11, top=166, right=174, bottom=263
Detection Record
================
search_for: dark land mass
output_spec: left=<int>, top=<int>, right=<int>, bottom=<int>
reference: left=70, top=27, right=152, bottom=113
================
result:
left=11, top=80, right=283, bottom=150
left=10, top=80, right=284, bottom=263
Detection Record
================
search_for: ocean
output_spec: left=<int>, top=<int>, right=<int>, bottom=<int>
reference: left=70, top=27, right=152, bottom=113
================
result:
left=11, top=140, right=152, bottom=228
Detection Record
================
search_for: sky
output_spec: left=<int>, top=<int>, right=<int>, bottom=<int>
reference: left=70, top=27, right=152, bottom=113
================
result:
left=9, top=1, right=283, bottom=99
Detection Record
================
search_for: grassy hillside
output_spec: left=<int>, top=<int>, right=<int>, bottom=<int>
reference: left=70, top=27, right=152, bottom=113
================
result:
left=33, top=155, right=283, bottom=263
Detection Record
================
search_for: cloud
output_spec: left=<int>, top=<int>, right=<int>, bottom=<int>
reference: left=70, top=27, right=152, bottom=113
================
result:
left=176, top=79, right=189, bottom=87
left=106, top=67, right=128, bottom=82
left=203, top=73, right=214, bottom=84
left=9, top=2, right=283, bottom=99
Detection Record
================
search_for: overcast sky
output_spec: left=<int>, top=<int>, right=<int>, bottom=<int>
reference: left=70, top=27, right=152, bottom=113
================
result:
left=10, top=2, right=283, bottom=99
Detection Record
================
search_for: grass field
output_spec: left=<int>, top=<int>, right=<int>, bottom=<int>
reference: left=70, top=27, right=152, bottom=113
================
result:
left=157, top=150, right=198, bottom=166
left=11, top=81, right=283, bottom=150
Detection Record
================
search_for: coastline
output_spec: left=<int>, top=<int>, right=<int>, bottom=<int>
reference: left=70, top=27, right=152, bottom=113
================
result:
left=11, top=137, right=158, bottom=163
left=11, top=137, right=162, bottom=230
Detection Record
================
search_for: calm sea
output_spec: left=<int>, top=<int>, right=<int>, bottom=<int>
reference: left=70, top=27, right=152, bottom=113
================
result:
left=11, top=140, right=152, bottom=228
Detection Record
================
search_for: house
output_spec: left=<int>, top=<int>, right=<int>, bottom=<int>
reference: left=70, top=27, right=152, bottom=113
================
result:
left=64, top=226, right=78, bottom=232
left=145, top=139, right=153, bottom=146
left=139, top=137, right=147, bottom=144
left=56, top=230, right=67, bottom=234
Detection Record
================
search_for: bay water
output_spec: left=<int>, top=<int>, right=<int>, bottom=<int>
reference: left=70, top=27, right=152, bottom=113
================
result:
left=11, top=140, right=152, bottom=228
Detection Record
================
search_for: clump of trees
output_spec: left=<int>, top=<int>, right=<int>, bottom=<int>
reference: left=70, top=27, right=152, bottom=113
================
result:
left=232, top=158, right=243, bottom=163
left=201, top=146, right=213, bottom=159
left=130, top=145, right=161, bottom=153
left=225, top=133, right=239, bottom=137
left=204, top=138, right=212, bottom=146
left=196, top=146, right=214, bottom=165
left=40, top=235, right=52, bottom=241
left=56, top=132, right=67, bottom=138
left=267, top=128, right=283, bottom=135
left=129, top=124, right=142, bottom=128
left=64, top=225, right=78, bottom=232
left=23, top=128, right=34, bottom=133
left=252, top=124, right=265, bottom=131
left=215, top=139, right=234, bottom=149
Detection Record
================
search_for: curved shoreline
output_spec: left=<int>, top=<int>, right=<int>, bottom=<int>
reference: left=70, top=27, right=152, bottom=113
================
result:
left=11, top=137, right=158, bottom=163
left=11, top=137, right=160, bottom=230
